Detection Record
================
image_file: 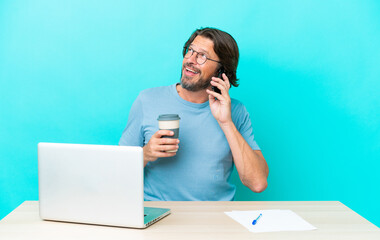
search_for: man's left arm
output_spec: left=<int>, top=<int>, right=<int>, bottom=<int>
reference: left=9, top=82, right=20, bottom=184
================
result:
left=219, top=122, right=269, bottom=192
left=207, top=74, right=269, bottom=193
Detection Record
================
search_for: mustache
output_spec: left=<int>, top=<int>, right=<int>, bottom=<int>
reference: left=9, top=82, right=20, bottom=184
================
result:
left=183, top=63, right=201, bottom=73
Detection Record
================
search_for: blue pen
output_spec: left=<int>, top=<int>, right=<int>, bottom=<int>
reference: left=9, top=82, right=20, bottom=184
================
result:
left=252, top=213, right=262, bottom=225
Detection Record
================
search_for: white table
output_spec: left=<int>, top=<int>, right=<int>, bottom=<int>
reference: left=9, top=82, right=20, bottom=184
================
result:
left=0, top=201, right=379, bottom=239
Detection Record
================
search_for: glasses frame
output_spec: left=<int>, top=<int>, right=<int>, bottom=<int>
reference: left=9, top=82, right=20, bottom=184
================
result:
left=183, top=47, right=221, bottom=65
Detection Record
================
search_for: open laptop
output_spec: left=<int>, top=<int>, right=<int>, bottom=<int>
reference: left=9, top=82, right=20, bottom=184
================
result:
left=38, top=142, right=170, bottom=228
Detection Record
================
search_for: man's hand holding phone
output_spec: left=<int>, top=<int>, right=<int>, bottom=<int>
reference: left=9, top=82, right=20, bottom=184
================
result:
left=206, top=72, right=232, bottom=127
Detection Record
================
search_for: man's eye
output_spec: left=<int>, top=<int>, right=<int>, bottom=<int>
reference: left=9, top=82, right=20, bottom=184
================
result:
left=199, top=53, right=207, bottom=59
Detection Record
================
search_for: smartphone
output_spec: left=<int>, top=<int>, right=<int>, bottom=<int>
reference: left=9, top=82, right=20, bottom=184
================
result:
left=212, top=67, right=224, bottom=94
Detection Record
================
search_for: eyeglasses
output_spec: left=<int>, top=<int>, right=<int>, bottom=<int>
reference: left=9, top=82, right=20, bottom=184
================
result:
left=183, top=47, right=221, bottom=65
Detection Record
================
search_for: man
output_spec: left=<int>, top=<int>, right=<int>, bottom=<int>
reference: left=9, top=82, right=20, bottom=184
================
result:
left=119, top=27, right=269, bottom=201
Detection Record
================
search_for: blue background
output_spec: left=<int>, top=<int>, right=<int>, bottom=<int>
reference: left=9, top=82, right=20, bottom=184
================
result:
left=1, top=0, right=379, bottom=227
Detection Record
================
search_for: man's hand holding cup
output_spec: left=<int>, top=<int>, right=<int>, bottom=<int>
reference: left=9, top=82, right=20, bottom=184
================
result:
left=143, top=114, right=180, bottom=166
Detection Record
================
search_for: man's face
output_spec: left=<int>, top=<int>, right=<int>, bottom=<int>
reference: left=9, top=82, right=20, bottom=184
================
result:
left=180, top=35, right=220, bottom=92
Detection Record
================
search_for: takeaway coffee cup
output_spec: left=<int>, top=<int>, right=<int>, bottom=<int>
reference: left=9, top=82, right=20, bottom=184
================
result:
left=157, top=114, right=180, bottom=152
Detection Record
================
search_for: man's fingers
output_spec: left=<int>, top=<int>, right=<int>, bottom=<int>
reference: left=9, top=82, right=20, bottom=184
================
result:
left=153, top=130, right=174, bottom=138
left=208, top=90, right=217, bottom=104
left=212, top=74, right=230, bottom=90
left=222, top=73, right=231, bottom=89
left=155, top=144, right=179, bottom=152
left=153, top=151, right=177, bottom=158
left=206, top=89, right=222, bottom=101
left=210, top=80, right=224, bottom=93
left=158, top=138, right=179, bottom=145
left=209, top=80, right=229, bottom=101
left=145, top=130, right=180, bottom=161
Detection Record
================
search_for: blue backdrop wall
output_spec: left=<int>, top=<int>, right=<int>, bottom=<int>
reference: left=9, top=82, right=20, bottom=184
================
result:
left=1, top=0, right=379, bottom=227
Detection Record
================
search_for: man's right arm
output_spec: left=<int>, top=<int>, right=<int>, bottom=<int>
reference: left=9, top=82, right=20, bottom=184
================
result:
left=119, top=95, right=145, bottom=147
left=119, top=94, right=179, bottom=167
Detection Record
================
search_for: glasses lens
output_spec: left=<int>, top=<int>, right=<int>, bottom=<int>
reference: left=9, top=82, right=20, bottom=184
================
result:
left=184, top=47, right=192, bottom=58
left=197, top=56, right=207, bottom=65
left=184, top=47, right=207, bottom=65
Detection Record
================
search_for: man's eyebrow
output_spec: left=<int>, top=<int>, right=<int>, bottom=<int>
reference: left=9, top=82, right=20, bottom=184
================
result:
left=189, top=44, right=209, bottom=55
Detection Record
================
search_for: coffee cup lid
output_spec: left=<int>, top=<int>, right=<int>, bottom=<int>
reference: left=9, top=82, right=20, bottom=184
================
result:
left=157, top=114, right=180, bottom=121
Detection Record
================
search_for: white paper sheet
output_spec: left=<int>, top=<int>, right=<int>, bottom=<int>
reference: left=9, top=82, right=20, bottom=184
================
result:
left=225, top=209, right=317, bottom=233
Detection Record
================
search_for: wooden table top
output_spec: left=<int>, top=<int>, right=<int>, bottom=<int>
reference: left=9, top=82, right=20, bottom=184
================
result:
left=0, top=201, right=379, bottom=240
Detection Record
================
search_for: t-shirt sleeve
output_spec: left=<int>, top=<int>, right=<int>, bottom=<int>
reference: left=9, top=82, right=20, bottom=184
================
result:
left=119, top=94, right=144, bottom=147
left=234, top=103, right=261, bottom=151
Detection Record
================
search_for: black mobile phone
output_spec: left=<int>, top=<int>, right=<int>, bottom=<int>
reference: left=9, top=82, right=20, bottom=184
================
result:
left=212, top=67, right=224, bottom=94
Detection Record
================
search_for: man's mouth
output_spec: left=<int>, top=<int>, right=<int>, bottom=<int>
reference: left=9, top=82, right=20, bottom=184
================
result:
left=184, top=67, right=199, bottom=76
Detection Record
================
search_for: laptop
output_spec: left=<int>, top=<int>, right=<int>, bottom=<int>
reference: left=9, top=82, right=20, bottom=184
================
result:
left=38, top=142, right=170, bottom=228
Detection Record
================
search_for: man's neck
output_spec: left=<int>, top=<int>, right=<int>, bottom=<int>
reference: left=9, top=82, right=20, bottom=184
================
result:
left=176, top=84, right=209, bottom=104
